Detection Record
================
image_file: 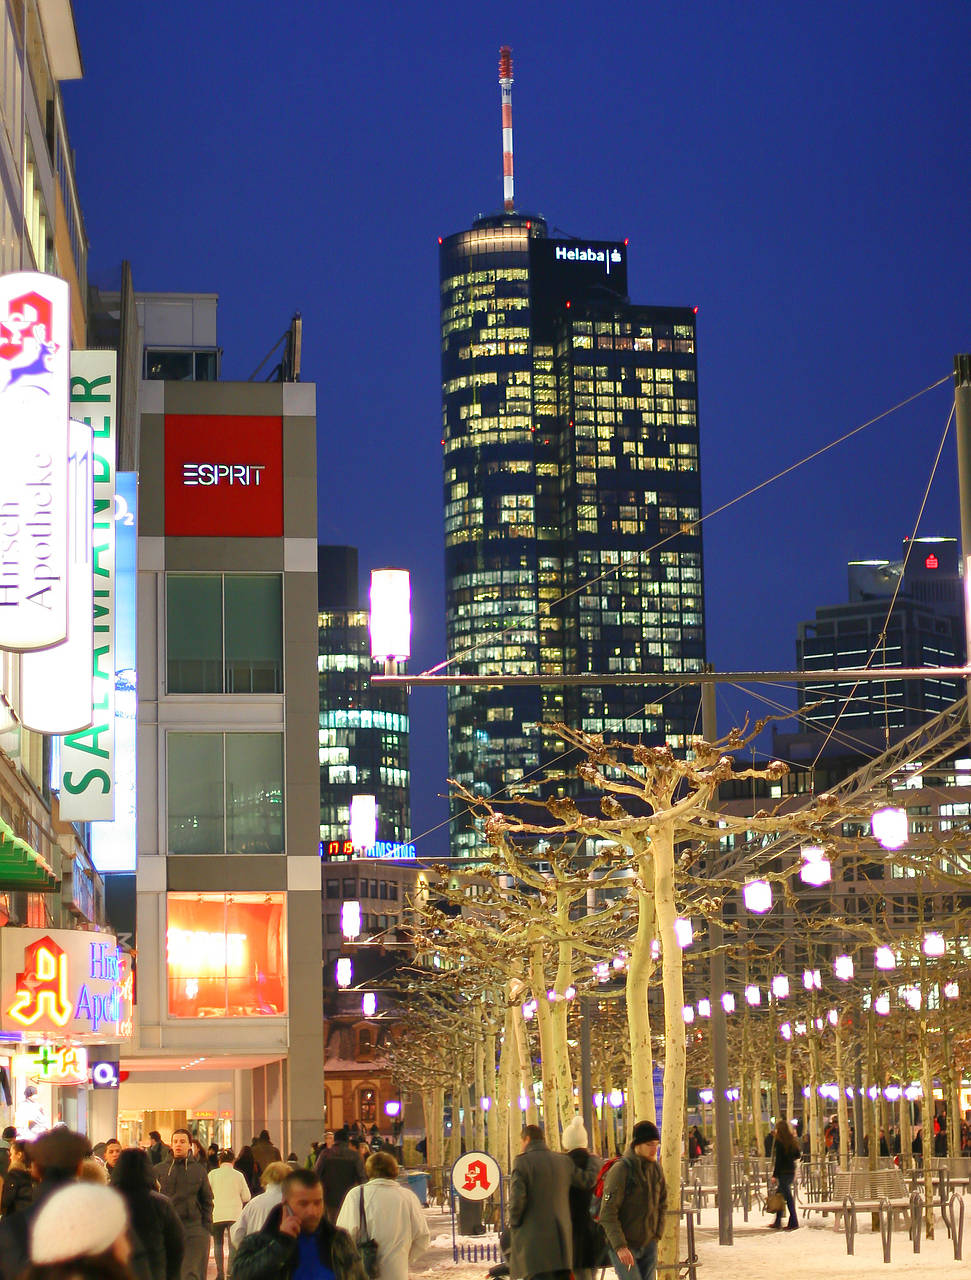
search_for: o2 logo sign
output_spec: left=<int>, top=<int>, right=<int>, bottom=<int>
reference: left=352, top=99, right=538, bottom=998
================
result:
left=90, top=1060, right=120, bottom=1089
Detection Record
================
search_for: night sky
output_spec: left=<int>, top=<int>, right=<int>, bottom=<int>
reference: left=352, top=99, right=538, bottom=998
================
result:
left=65, top=2, right=971, bottom=856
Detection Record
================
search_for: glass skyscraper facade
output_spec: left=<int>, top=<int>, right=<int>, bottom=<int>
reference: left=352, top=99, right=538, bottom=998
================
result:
left=318, top=547, right=410, bottom=855
left=441, top=213, right=705, bottom=857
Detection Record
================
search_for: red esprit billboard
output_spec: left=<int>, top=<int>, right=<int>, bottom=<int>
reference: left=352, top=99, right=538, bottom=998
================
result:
left=164, top=415, right=283, bottom=536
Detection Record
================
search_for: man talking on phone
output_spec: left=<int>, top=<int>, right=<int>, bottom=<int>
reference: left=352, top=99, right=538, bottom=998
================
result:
left=232, top=1169, right=369, bottom=1280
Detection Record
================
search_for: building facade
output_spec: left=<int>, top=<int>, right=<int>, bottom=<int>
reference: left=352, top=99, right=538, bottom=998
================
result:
left=797, top=537, right=963, bottom=744
left=317, top=546, right=410, bottom=860
left=440, top=213, right=704, bottom=856
left=128, top=352, right=325, bottom=1156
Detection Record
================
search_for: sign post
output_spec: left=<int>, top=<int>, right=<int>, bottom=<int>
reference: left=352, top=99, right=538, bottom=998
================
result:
left=449, top=1151, right=503, bottom=1262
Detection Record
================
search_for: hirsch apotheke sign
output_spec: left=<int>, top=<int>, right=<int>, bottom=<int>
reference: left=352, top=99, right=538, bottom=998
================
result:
left=164, top=415, right=283, bottom=536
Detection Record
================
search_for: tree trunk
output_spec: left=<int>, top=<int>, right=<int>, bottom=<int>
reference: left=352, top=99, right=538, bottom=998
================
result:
left=835, top=1012, right=850, bottom=1171
left=474, top=1012, right=486, bottom=1151
left=653, top=822, right=685, bottom=1268
left=494, top=1008, right=512, bottom=1169
left=785, top=1045, right=795, bottom=1127
left=510, top=988, right=538, bottom=1124
left=551, top=887, right=577, bottom=1133
left=528, top=941, right=560, bottom=1142
left=626, top=865, right=657, bottom=1121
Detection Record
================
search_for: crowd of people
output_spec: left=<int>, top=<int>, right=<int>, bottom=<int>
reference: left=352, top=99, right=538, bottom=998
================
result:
left=0, top=1122, right=430, bottom=1280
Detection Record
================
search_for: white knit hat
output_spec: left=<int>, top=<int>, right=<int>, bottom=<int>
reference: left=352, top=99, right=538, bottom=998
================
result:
left=31, top=1183, right=128, bottom=1264
left=562, top=1117, right=589, bottom=1150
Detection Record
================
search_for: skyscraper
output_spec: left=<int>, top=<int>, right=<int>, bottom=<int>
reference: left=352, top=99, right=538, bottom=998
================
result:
left=318, top=547, right=411, bottom=856
left=440, top=51, right=705, bottom=858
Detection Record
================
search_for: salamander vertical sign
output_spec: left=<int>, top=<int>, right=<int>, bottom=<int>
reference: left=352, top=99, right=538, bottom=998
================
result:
left=60, top=352, right=116, bottom=820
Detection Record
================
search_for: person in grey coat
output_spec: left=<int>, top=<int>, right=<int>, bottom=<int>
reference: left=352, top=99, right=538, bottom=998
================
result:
left=508, top=1124, right=583, bottom=1280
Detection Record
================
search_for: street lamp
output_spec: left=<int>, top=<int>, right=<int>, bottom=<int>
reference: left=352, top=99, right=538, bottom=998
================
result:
left=336, top=957, right=353, bottom=988
left=369, top=569, right=411, bottom=675
left=350, top=794, right=377, bottom=851
left=743, top=880, right=773, bottom=913
left=871, top=805, right=908, bottom=850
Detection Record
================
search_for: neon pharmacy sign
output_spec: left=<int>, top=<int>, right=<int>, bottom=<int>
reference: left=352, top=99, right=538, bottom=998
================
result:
left=6, top=934, right=125, bottom=1034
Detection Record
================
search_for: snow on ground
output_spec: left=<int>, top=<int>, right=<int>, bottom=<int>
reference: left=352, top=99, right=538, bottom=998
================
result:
left=414, top=1203, right=971, bottom=1280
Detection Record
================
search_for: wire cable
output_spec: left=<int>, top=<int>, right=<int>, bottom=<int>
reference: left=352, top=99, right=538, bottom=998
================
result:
left=425, top=373, right=950, bottom=677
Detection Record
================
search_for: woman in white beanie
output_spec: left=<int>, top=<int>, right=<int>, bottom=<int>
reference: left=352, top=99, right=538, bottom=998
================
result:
left=25, top=1182, right=136, bottom=1280
left=562, top=1116, right=604, bottom=1280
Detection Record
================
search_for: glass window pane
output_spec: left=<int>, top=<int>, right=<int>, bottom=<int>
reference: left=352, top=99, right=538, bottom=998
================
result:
left=167, top=576, right=223, bottom=693
left=168, top=734, right=224, bottom=854
left=167, top=892, right=287, bottom=1018
left=225, top=733, right=284, bottom=853
left=225, top=576, right=282, bottom=693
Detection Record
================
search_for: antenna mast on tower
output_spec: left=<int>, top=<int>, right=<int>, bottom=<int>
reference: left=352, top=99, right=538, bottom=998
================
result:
left=499, top=46, right=515, bottom=212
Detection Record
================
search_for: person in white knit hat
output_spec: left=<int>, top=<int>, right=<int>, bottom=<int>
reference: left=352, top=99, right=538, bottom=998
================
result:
left=562, top=1117, right=604, bottom=1280
left=25, top=1181, right=136, bottom=1280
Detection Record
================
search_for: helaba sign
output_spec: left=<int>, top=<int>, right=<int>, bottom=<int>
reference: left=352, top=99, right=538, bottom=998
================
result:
left=0, top=929, right=129, bottom=1040
left=554, top=244, right=623, bottom=274
left=0, top=272, right=70, bottom=651
left=165, top=415, right=283, bottom=536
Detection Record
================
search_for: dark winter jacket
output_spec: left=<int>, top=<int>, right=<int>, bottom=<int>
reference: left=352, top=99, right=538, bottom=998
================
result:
left=315, top=1142, right=366, bottom=1217
left=230, top=1202, right=369, bottom=1280
left=119, top=1188, right=185, bottom=1280
left=599, top=1148, right=667, bottom=1253
left=508, top=1137, right=577, bottom=1279
left=158, top=1156, right=214, bottom=1234
left=0, top=1167, right=33, bottom=1217
left=567, top=1147, right=605, bottom=1269
left=771, top=1138, right=799, bottom=1181
left=0, top=1174, right=72, bottom=1280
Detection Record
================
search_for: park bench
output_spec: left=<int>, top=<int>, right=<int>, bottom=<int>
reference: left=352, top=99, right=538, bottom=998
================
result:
left=803, top=1167, right=911, bottom=1229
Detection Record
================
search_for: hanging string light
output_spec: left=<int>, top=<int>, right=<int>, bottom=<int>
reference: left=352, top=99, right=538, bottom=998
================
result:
left=745, top=984, right=761, bottom=1005
left=833, top=954, right=854, bottom=980
left=871, top=804, right=908, bottom=850
left=743, top=880, right=773, bottom=913
left=771, top=974, right=790, bottom=999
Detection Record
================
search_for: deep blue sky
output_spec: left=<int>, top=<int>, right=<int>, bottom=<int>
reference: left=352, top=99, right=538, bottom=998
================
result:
left=65, top=2, right=971, bottom=857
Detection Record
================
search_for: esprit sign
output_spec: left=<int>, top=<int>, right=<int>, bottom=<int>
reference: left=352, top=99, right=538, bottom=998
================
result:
left=0, top=272, right=70, bottom=650
left=1, top=929, right=128, bottom=1039
left=165, top=415, right=283, bottom=536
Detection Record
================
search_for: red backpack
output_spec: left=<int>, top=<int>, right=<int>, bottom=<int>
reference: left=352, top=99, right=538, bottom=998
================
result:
left=591, top=1156, right=622, bottom=1220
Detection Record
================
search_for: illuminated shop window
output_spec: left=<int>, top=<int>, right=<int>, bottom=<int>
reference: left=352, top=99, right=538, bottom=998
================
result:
left=166, top=892, right=287, bottom=1018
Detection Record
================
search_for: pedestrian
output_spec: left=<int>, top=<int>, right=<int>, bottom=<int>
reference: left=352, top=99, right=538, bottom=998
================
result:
left=104, top=1138, right=124, bottom=1183
left=190, top=1139, right=207, bottom=1166
left=22, top=1182, right=136, bottom=1280
left=79, top=1156, right=109, bottom=1184
left=231, top=1168, right=368, bottom=1280
left=0, top=1126, right=15, bottom=1179
left=0, top=1127, right=91, bottom=1280
left=231, top=1162, right=291, bottom=1248
left=315, top=1127, right=366, bottom=1224
left=336, top=1151, right=429, bottom=1280
left=251, top=1131, right=283, bottom=1180
left=599, top=1120, right=667, bottom=1280
left=1, top=1139, right=33, bottom=1216
left=561, top=1116, right=604, bottom=1280
left=113, top=1148, right=185, bottom=1280
left=158, top=1128, right=213, bottom=1280
left=508, top=1123, right=578, bottom=1280
left=147, top=1132, right=172, bottom=1166
left=18, top=1086, right=48, bottom=1138
left=236, top=1145, right=260, bottom=1194
left=208, top=1149, right=250, bottom=1279
left=207, top=1144, right=220, bottom=1172
left=768, top=1119, right=800, bottom=1231
left=934, top=1117, right=948, bottom=1157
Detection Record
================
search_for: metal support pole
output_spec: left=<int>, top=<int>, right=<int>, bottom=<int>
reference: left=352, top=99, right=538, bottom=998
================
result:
left=703, top=678, right=733, bottom=1244
left=954, top=355, right=971, bottom=703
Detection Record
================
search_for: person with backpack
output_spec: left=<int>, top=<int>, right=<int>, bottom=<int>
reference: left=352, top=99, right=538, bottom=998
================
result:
left=561, top=1117, right=604, bottom=1280
left=598, top=1121, right=667, bottom=1280
left=508, top=1123, right=578, bottom=1280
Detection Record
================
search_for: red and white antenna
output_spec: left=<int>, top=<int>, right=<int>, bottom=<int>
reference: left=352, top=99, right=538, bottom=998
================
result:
left=499, top=46, right=515, bottom=212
